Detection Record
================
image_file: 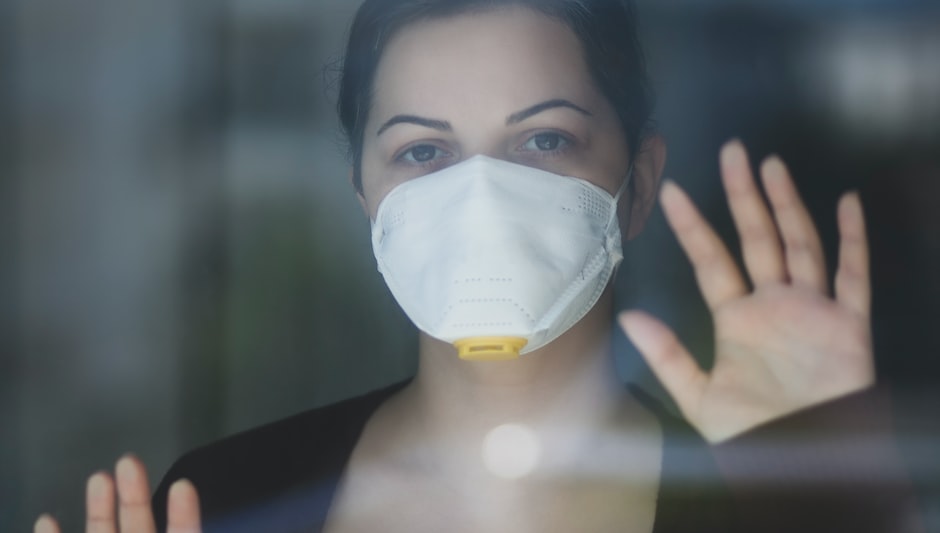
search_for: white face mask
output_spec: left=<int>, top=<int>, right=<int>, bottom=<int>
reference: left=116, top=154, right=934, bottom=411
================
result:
left=371, top=155, right=630, bottom=360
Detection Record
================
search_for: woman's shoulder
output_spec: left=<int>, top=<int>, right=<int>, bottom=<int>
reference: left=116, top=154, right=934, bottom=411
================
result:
left=151, top=380, right=409, bottom=532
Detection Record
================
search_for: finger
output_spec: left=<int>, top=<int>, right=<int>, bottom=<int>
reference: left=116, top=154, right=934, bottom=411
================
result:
left=34, top=514, right=60, bottom=533
left=115, top=455, right=157, bottom=533
left=761, top=156, right=828, bottom=293
left=619, top=310, right=707, bottom=422
left=86, top=472, right=117, bottom=533
left=720, top=140, right=786, bottom=286
left=167, top=479, right=202, bottom=533
left=660, top=180, right=748, bottom=310
left=835, top=192, right=870, bottom=318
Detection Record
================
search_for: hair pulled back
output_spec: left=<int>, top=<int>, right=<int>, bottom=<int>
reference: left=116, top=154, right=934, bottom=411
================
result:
left=337, top=0, right=653, bottom=191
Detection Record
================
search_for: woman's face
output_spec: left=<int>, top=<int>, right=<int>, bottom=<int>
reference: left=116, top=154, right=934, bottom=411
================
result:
left=358, top=6, right=636, bottom=218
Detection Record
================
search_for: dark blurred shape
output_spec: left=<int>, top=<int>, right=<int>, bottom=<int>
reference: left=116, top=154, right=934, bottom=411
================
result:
left=229, top=14, right=320, bottom=125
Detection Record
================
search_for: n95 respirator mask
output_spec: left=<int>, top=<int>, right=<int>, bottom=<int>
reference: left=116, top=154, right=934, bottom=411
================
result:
left=371, top=155, right=629, bottom=360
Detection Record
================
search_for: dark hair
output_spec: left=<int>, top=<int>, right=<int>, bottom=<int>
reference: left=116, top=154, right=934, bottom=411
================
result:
left=337, top=0, right=653, bottom=192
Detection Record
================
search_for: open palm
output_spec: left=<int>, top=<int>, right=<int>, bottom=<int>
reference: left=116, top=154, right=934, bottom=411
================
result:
left=621, top=140, right=874, bottom=443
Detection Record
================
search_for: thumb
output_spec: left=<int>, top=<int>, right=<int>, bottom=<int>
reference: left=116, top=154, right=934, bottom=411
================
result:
left=618, top=310, right=707, bottom=421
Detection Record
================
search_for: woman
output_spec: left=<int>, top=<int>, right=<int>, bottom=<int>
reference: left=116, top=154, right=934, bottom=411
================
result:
left=35, top=0, right=919, bottom=531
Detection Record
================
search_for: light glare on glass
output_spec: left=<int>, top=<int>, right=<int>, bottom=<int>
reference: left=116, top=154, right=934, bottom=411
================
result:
left=481, top=423, right=541, bottom=479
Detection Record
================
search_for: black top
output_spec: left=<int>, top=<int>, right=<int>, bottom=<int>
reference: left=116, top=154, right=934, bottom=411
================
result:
left=153, top=382, right=921, bottom=532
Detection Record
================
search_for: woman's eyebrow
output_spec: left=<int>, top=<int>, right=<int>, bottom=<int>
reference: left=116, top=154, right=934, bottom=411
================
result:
left=376, top=115, right=452, bottom=136
left=506, top=99, right=593, bottom=125
left=374, top=99, right=590, bottom=136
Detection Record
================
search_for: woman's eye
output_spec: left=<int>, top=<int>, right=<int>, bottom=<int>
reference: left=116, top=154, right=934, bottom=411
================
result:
left=522, top=132, right=569, bottom=152
left=400, top=144, right=444, bottom=164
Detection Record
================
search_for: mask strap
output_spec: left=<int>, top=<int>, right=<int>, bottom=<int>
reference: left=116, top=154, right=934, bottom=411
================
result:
left=608, top=161, right=633, bottom=229
left=609, top=162, right=636, bottom=281
left=613, top=161, right=635, bottom=204
left=609, top=162, right=636, bottom=236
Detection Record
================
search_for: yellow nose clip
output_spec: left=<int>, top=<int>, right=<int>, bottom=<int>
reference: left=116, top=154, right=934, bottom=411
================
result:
left=454, top=337, right=528, bottom=361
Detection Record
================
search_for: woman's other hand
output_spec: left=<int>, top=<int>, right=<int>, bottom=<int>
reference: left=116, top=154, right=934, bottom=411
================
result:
left=34, top=455, right=201, bottom=533
left=620, top=139, right=875, bottom=443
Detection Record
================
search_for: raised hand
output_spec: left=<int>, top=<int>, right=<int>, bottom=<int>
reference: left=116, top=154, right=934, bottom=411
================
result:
left=34, top=455, right=201, bottom=533
left=620, top=140, right=875, bottom=443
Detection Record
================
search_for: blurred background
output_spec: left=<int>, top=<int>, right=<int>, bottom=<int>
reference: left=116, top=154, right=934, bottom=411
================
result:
left=3, top=0, right=939, bottom=530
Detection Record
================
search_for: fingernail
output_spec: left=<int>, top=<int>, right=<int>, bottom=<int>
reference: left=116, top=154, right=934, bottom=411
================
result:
left=116, top=455, right=137, bottom=484
left=761, top=155, right=787, bottom=179
left=720, top=139, right=745, bottom=164
left=659, top=179, right=684, bottom=204
left=618, top=311, right=648, bottom=345
left=169, top=479, right=199, bottom=516
left=617, top=310, right=630, bottom=326
left=87, top=472, right=108, bottom=499
left=839, top=190, right=863, bottom=214
left=34, top=514, right=56, bottom=533
left=169, top=478, right=192, bottom=498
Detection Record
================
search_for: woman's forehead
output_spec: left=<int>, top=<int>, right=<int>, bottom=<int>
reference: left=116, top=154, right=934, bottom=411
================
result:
left=369, top=7, right=599, bottom=128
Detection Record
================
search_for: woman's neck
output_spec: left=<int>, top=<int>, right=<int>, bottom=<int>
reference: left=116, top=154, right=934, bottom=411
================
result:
left=330, top=290, right=663, bottom=533
left=390, top=289, right=651, bottom=482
